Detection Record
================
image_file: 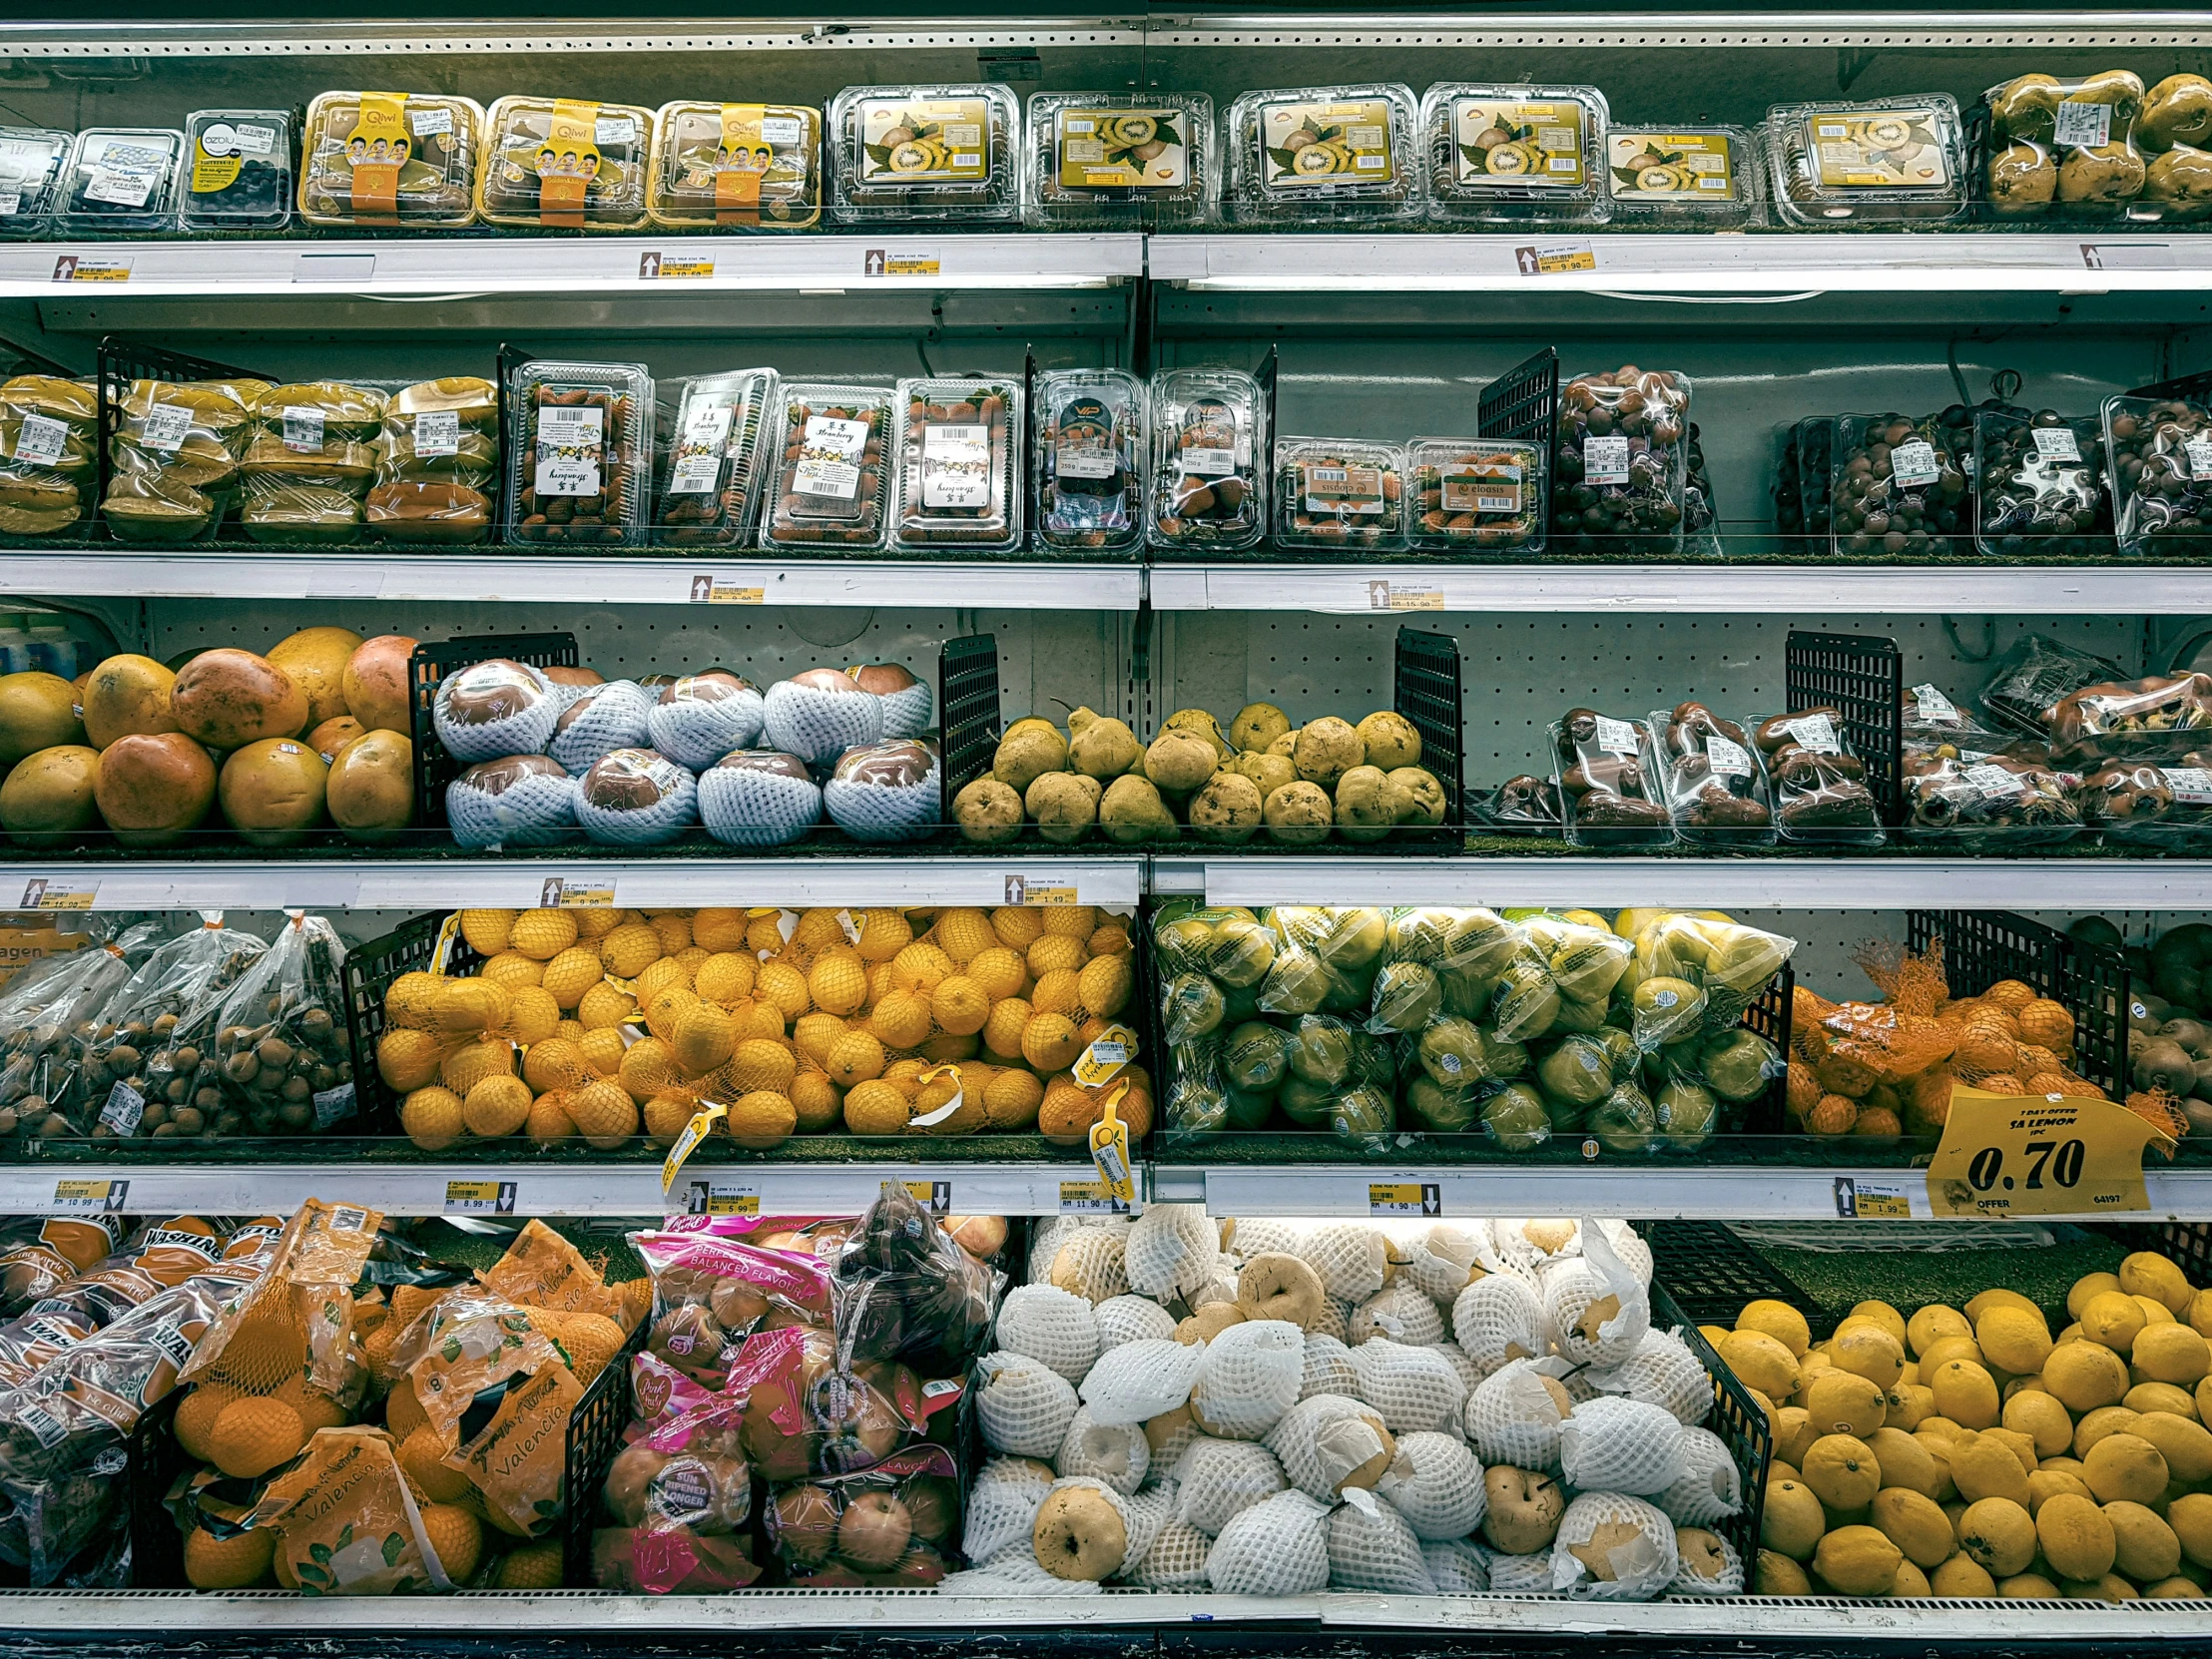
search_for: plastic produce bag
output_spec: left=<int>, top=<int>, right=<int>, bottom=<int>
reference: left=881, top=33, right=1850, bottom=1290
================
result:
left=1540, top=1220, right=1650, bottom=1370
left=1552, top=366, right=1692, bottom=557
left=1976, top=631, right=2124, bottom=737
left=251, top=1426, right=451, bottom=1594
left=767, top=1444, right=960, bottom=1586
left=1553, top=708, right=1671, bottom=846
left=183, top=911, right=353, bottom=1137
left=1980, top=70, right=2148, bottom=221
left=0, top=919, right=159, bottom=1142
left=2049, top=671, right=2212, bottom=765
left=1973, top=408, right=2109, bottom=558
left=725, top=1324, right=963, bottom=1482
left=1750, top=709, right=1884, bottom=844
left=830, top=1180, right=1000, bottom=1370
left=1649, top=702, right=1775, bottom=845
left=1903, top=748, right=2085, bottom=850
left=2084, top=755, right=2212, bottom=846
left=1469, top=773, right=1563, bottom=834
left=632, top=1225, right=833, bottom=1386
left=77, top=912, right=267, bottom=1142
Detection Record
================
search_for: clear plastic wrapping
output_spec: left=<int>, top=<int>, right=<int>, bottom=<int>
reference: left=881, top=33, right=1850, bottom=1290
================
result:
left=1422, top=84, right=1608, bottom=223
left=241, top=379, right=387, bottom=546
left=0, top=375, right=97, bottom=539
left=1602, top=125, right=1760, bottom=224
left=767, top=1446, right=960, bottom=1586
left=1975, top=632, right=2123, bottom=737
left=0, top=923, right=157, bottom=1143
left=828, top=84, right=1021, bottom=225
left=102, top=378, right=262, bottom=544
left=1980, top=71, right=2148, bottom=221
left=2105, top=389, right=2212, bottom=556
left=2139, top=74, right=2212, bottom=220
left=2083, top=754, right=2212, bottom=845
left=0, top=130, right=72, bottom=238
left=1469, top=773, right=1563, bottom=834
left=1553, top=366, right=1690, bottom=557
left=476, top=95, right=654, bottom=232
left=366, top=375, right=498, bottom=545
left=58, top=129, right=184, bottom=234
left=1149, top=368, right=1266, bottom=551
left=1831, top=410, right=1976, bottom=558
left=1026, top=92, right=1215, bottom=226
left=1648, top=702, right=1776, bottom=846
left=1751, top=709, right=1886, bottom=844
left=1227, top=84, right=1421, bottom=225
left=2049, top=672, right=2212, bottom=765
left=1903, top=745, right=2084, bottom=849
left=1972, top=408, right=2108, bottom=557
left=762, top=382, right=892, bottom=549
left=179, top=910, right=353, bottom=1137
left=1274, top=438, right=1404, bottom=551
left=297, top=92, right=484, bottom=230
left=179, top=109, right=293, bottom=232
left=891, top=375, right=1022, bottom=552
left=1552, top=709, right=1672, bottom=847
left=1034, top=368, right=1145, bottom=554
left=77, top=914, right=268, bottom=1142
left=506, top=358, right=652, bottom=546
left=1765, top=96, right=1967, bottom=225
left=1404, top=437, right=1543, bottom=553
left=653, top=368, right=780, bottom=546
left=647, top=101, right=822, bottom=230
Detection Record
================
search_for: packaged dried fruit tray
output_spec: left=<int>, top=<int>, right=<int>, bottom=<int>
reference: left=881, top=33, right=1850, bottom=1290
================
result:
left=890, top=375, right=1022, bottom=553
left=1601, top=124, right=1761, bottom=225
left=1025, top=91, right=1215, bottom=226
left=1766, top=95, right=1967, bottom=226
left=647, top=101, right=821, bottom=230
left=1226, top=83, right=1421, bottom=225
left=1033, top=367, right=1145, bottom=555
left=477, top=95, right=654, bottom=232
left=297, top=91, right=483, bottom=230
left=1404, top=437, right=1543, bottom=553
left=504, top=359, right=653, bottom=547
left=828, top=84, right=1021, bottom=225
left=365, top=376, right=498, bottom=546
left=1273, top=437, right=1404, bottom=551
left=1421, top=83, right=1608, bottom=223
left=762, top=382, right=893, bottom=549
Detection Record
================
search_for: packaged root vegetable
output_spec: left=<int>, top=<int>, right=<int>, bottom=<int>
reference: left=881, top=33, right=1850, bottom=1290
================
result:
left=1975, top=631, right=2125, bottom=737
left=1405, top=437, right=1543, bottom=553
left=1274, top=437, right=1404, bottom=550
left=2083, top=754, right=2212, bottom=845
left=1972, top=407, right=2109, bottom=557
left=762, top=382, right=892, bottom=549
left=2049, top=671, right=2212, bottom=764
left=828, top=84, right=1021, bottom=225
left=1227, top=83, right=1421, bottom=225
left=891, top=375, right=1022, bottom=552
left=1648, top=701, right=1774, bottom=845
left=2105, top=389, right=2212, bottom=556
left=1149, top=368, right=1265, bottom=551
left=1554, top=366, right=1690, bottom=556
left=1469, top=773, right=1563, bottom=833
left=1034, top=368, right=1145, bottom=554
left=647, top=100, right=822, bottom=230
left=506, top=358, right=653, bottom=547
left=1902, top=747, right=2085, bottom=849
left=1026, top=92, right=1215, bottom=227
left=653, top=367, right=779, bottom=546
left=1422, top=83, right=1608, bottom=223
left=297, top=91, right=483, bottom=229
left=1750, top=709, right=1885, bottom=844
left=1765, top=95, right=1967, bottom=225
left=1981, top=70, right=2148, bottom=221
left=476, top=95, right=654, bottom=231
left=78, top=911, right=267, bottom=1142
left=768, top=1445, right=960, bottom=1586
left=1552, top=707, right=1671, bottom=847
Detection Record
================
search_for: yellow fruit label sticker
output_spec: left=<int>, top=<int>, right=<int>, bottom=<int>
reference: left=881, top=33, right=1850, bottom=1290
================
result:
left=859, top=100, right=989, bottom=185
left=1926, top=1086, right=2166, bottom=1218
left=1369, top=1181, right=1441, bottom=1217
left=1072, top=1024, right=1138, bottom=1089
left=1809, top=107, right=1951, bottom=190
left=1452, top=99, right=1587, bottom=189
left=660, top=1102, right=726, bottom=1194
left=444, top=1179, right=518, bottom=1215
left=346, top=91, right=410, bottom=216
left=1607, top=131, right=1738, bottom=201
left=428, top=910, right=462, bottom=974
left=1089, top=1085, right=1137, bottom=1208
left=1055, top=107, right=1189, bottom=191
left=1260, top=98, right=1395, bottom=190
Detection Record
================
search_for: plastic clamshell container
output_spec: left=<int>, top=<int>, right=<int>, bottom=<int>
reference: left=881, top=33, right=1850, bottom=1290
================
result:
left=1648, top=705, right=1778, bottom=847
left=1404, top=437, right=1545, bottom=553
left=653, top=368, right=781, bottom=547
left=828, top=84, right=1021, bottom=224
left=1226, top=83, right=1422, bottom=225
left=1273, top=437, right=1405, bottom=551
left=2104, top=389, right=2212, bottom=557
left=1601, top=124, right=1761, bottom=224
left=1830, top=411, right=1975, bottom=558
left=504, top=359, right=653, bottom=547
left=890, top=375, right=1023, bottom=553
left=476, top=95, right=653, bottom=231
left=1148, top=367, right=1267, bottom=552
left=762, top=381, right=894, bottom=550
left=58, top=129, right=184, bottom=234
left=0, top=130, right=75, bottom=238
left=1979, top=70, right=2157, bottom=222
left=297, top=91, right=484, bottom=229
left=179, top=108, right=294, bottom=231
left=1025, top=91, right=1216, bottom=225
left=1766, top=95, right=1968, bottom=225
left=1421, top=83, right=1609, bottom=223
left=1034, top=367, right=1146, bottom=554
left=646, top=101, right=822, bottom=231
left=1553, top=366, right=1692, bottom=557
left=1972, top=408, right=2109, bottom=558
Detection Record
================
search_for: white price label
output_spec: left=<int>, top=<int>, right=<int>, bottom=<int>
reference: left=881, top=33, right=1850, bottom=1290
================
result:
left=595, top=116, right=638, bottom=145
left=2165, top=766, right=2212, bottom=806
left=1059, top=1179, right=1128, bottom=1216
left=281, top=406, right=326, bottom=454
left=413, top=410, right=459, bottom=458
left=2185, top=437, right=2212, bottom=482
left=1705, top=734, right=1753, bottom=777
left=18, top=879, right=95, bottom=910
left=536, top=403, right=605, bottom=497
left=1912, top=683, right=1959, bottom=722
left=1784, top=712, right=1841, bottom=754
left=444, top=1179, right=518, bottom=1215
left=98, top=1082, right=145, bottom=1137
left=138, top=401, right=195, bottom=454
left=1583, top=434, right=1631, bottom=485
left=0, top=194, right=20, bottom=216
left=1962, top=762, right=2023, bottom=799
left=2053, top=100, right=2112, bottom=149
left=539, top=876, right=617, bottom=908
left=1835, top=1176, right=1915, bottom=1219
left=1183, top=445, right=1236, bottom=478
left=409, top=108, right=454, bottom=138
left=1369, top=1182, right=1441, bottom=1218
left=11, top=412, right=67, bottom=467
left=1889, top=438, right=1940, bottom=488
left=234, top=123, right=277, bottom=157
left=83, top=168, right=156, bottom=208
left=2031, top=425, right=2082, bottom=462
left=1056, top=445, right=1119, bottom=481
left=312, top=1081, right=356, bottom=1128
left=1593, top=715, right=1642, bottom=756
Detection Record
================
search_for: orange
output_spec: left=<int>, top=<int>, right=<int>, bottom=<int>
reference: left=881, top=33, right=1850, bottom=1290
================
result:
left=1021, top=1011, right=1084, bottom=1071
left=868, top=990, right=933, bottom=1051
left=827, top=1031, right=887, bottom=1087
left=175, top=1381, right=244, bottom=1461
left=185, top=1526, right=276, bottom=1589
left=1854, top=1107, right=1903, bottom=1138
left=1807, top=1093, right=1858, bottom=1136
left=420, top=1503, right=484, bottom=1581
left=1026, top=934, right=1086, bottom=977
left=462, top=1074, right=534, bottom=1138
left=494, top=1541, right=565, bottom=1588
left=566, top=1078, right=640, bottom=1148
left=398, top=1424, right=473, bottom=1502
left=208, top=1395, right=306, bottom=1478
left=458, top=908, right=516, bottom=956
left=967, top=947, right=1027, bottom=1002
left=1786, top=1061, right=1821, bottom=1118
left=810, top=949, right=870, bottom=1016
left=401, top=1085, right=467, bottom=1151
left=930, top=975, right=991, bottom=1035
left=271, top=1371, right=348, bottom=1434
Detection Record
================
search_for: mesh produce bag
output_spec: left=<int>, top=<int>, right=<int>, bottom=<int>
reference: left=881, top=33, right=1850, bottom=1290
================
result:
left=1452, top=1273, right=1549, bottom=1374
left=962, top=1455, right=1056, bottom=1562
left=1205, top=1488, right=1331, bottom=1595
left=1425, top=1537, right=1490, bottom=1593
left=1482, top=1219, right=1580, bottom=1276
left=1055, top=1404, right=1150, bottom=1495
left=1329, top=1489, right=1438, bottom=1593
left=1376, top=1428, right=1486, bottom=1540
left=943, top=1545, right=1103, bottom=1597
left=1540, top=1223, right=1648, bottom=1370
left=1096, top=1294, right=1177, bottom=1350
left=1352, top=1280, right=1445, bottom=1347
left=1237, top=1252, right=1330, bottom=1331
left=1190, top=1320, right=1304, bottom=1439
left=1296, top=1223, right=1388, bottom=1303
left=1670, top=1526, right=1745, bottom=1596
left=1080, top=1338, right=1201, bottom=1427
left=1031, top=1475, right=1134, bottom=1582
left=1227, top=1218, right=1304, bottom=1261
left=1175, top=1435, right=1287, bottom=1534
left=1465, top=1359, right=1572, bottom=1471
left=1028, top=1217, right=1079, bottom=1284
left=1430, top=1341, right=1482, bottom=1395
left=1302, top=1333, right=1360, bottom=1399
left=1551, top=1492, right=1677, bottom=1601
left=1144, top=1403, right=1201, bottom=1472
left=976, top=1351, right=1079, bottom=1457
left=995, top=1285, right=1100, bottom=1383
left=1125, top=1204, right=1221, bottom=1303
left=1557, top=1397, right=1688, bottom=1495
left=1313, top=1298, right=1352, bottom=1343
left=1654, top=1426, right=1741, bottom=1526
left=1266, top=1393, right=1395, bottom=1501
left=1348, top=1338, right=1468, bottom=1433
left=1589, top=1329, right=1712, bottom=1427
left=1128, top=1517, right=1213, bottom=1587
left=1593, top=1221, right=1654, bottom=1288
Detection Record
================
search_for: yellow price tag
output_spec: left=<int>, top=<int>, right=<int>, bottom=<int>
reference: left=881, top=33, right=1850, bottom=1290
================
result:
left=1071, top=1024, right=1136, bottom=1089
left=902, top=1179, right=952, bottom=1214
left=18, top=879, right=96, bottom=911
left=1369, top=1182, right=1440, bottom=1217
left=661, top=1102, right=727, bottom=1194
left=1059, top=1179, right=1124, bottom=1215
left=683, top=1181, right=760, bottom=1218
left=1088, top=1085, right=1136, bottom=1208
left=429, top=910, right=462, bottom=974
left=1835, top=1177, right=1914, bottom=1219
left=52, top=1178, right=128, bottom=1212
left=539, top=877, right=616, bottom=908
left=1926, top=1087, right=2167, bottom=1218
left=443, top=1179, right=517, bottom=1215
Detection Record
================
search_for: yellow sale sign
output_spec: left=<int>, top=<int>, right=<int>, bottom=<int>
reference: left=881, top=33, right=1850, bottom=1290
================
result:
left=1926, top=1086, right=2169, bottom=1218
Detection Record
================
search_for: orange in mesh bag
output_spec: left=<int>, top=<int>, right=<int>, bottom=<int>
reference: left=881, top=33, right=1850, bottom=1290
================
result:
left=478, top=1219, right=629, bottom=1328
left=247, top=1425, right=451, bottom=1593
left=183, top=1199, right=383, bottom=1397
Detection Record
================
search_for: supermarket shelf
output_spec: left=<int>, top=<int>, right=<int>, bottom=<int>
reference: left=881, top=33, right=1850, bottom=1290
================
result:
left=0, top=1161, right=1111, bottom=1221
left=1156, top=854, right=2212, bottom=910
left=1144, top=561, right=2212, bottom=615
left=0, top=553, right=1145, bottom=611
left=0, top=855, right=1144, bottom=911
left=3, top=234, right=1143, bottom=299
left=1169, top=1163, right=2212, bottom=1222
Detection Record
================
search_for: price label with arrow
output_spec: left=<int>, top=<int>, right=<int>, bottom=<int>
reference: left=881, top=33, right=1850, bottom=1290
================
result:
left=1926, top=1086, right=2168, bottom=1218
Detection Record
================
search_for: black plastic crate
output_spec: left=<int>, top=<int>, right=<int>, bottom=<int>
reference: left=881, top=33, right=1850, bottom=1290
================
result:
left=937, top=632, right=1001, bottom=822
left=409, top=632, right=580, bottom=830
left=1907, top=908, right=2129, bottom=1099
left=125, top=1386, right=188, bottom=1587
left=94, top=334, right=275, bottom=547
left=561, top=1313, right=651, bottom=1589
left=2111, top=1220, right=2212, bottom=1284
left=1640, top=1219, right=1821, bottom=1327
left=1652, top=1279, right=1771, bottom=1571
left=1784, top=628, right=1903, bottom=825
left=1741, top=963, right=1797, bottom=1134
left=1478, top=345, right=1558, bottom=539
left=342, top=908, right=483, bottom=1134
left=1392, top=626, right=1462, bottom=843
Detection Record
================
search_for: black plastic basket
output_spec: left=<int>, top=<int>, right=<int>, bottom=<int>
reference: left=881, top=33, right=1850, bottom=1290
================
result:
left=1784, top=628, right=1903, bottom=825
left=560, top=1313, right=651, bottom=1589
left=1907, top=908, right=2128, bottom=1099
left=1652, top=1279, right=1771, bottom=1570
left=94, top=334, right=275, bottom=546
left=342, top=908, right=481, bottom=1134
left=2111, top=1220, right=2212, bottom=1285
left=1392, top=626, right=1462, bottom=843
left=409, top=632, right=580, bottom=830
left=125, top=1386, right=188, bottom=1588
left=1640, top=1220, right=1821, bottom=1327
left=1741, top=964, right=1797, bottom=1135
left=937, top=632, right=1001, bottom=822
left=1478, top=345, right=1559, bottom=539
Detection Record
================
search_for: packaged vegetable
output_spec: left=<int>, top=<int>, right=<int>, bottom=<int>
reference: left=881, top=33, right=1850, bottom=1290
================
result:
left=1903, top=746, right=2085, bottom=849
left=647, top=100, right=821, bottom=230
left=762, top=382, right=892, bottom=549
left=1469, top=773, right=1563, bottom=833
left=505, top=358, right=653, bottom=546
left=652, top=368, right=780, bottom=546
left=1552, top=708, right=1671, bottom=847
left=1972, top=408, right=2109, bottom=557
left=1975, top=631, right=2125, bottom=737
left=297, top=92, right=484, bottom=230
left=1648, top=702, right=1775, bottom=845
left=1033, top=367, right=1145, bottom=554
left=78, top=911, right=268, bottom=1142
left=1227, top=84, right=1420, bottom=225
left=1765, top=95, right=1968, bottom=225
left=179, top=109, right=292, bottom=232
left=1148, top=368, right=1266, bottom=551
left=1274, top=437, right=1404, bottom=550
left=891, top=375, right=1022, bottom=552
left=1422, top=83, right=1608, bottom=223
left=1751, top=709, right=1885, bottom=844
left=2083, top=754, right=2212, bottom=845
left=0, top=919, right=158, bottom=1142
left=1026, top=92, right=1214, bottom=226
left=828, top=84, right=1021, bottom=225
left=1405, top=437, right=1543, bottom=553
left=2049, top=672, right=2212, bottom=765
left=1830, top=409, right=1977, bottom=557
left=476, top=95, right=654, bottom=231
left=58, top=128, right=183, bottom=234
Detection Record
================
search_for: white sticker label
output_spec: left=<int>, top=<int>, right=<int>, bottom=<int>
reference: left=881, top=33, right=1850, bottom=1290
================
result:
left=595, top=116, right=638, bottom=145
left=98, top=1081, right=145, bottom=1137
left=0, top=194, right=20, bottom=216
left=1890, top=438, right=1940, bottom=488
left=1705, top=734, right=1753, bottom=777
left=920, top=421, right=991, bottom=509
left=1183, top=445, right=1237, bottom=478
left=2053, top=100, right=2112, bottom=149
left=312, top=1080, right=356, bottom=1127
left=1056, top=445, right=1118, bottom=480
left=443, top=1178, right=517, bottom=1215
left=668, top=401, right=734, bottom=495
left=2031, top=425, right=2082, bottom=462
left=1593, top=715, right=1642, bottom=756
left=413, top=410, right=459, bottom=458
left=409, top=108, right=454, bottom=138
left=536, top=403, right=605, bottom=496
left=138, top=401, right=194, bottom=454
left=761, top=117, right=805, bottom=146
left=1962, top=762, right=2022, bottom=800
left=281, top=406, right=326, bottom=454
left=1784, top=712, right=1841, bottom=754
left=51, top=1178, right=128, bottom=1213
left=11, top=412, right=68, bottom=467
left=1584, top=434, right=1631, bottom=485
left=234, top=123, right=277, bottom=157
left=2186, top=437, right=2212, bottom=482
left=794, top=414, right=867, bottom=500
left=83, top=168, right=156, bottom=208
left=1912, top=683, right=1959, bottom=722
left=2166, top=766, right=2212, bottom=805
left=683, top=1181, right=761, bottom=1218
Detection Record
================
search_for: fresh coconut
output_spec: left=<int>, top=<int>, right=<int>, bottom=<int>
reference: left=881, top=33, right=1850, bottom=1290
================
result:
left=432, top=658, right=559, bottom=764
left=646, top=672, right=765, bottom=770
left=762, top=669, right=883, bottom=767
left=823, top=739, right=939, bottom=842
left=854, top=662, right=932, bottom=739
left=445, top=754, right=576, bottom=849
left=549, top=680, right=655, bottom=774
left=575, top=748, right=698, bottom=845
left=697, top=750, right=822, bottom=846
